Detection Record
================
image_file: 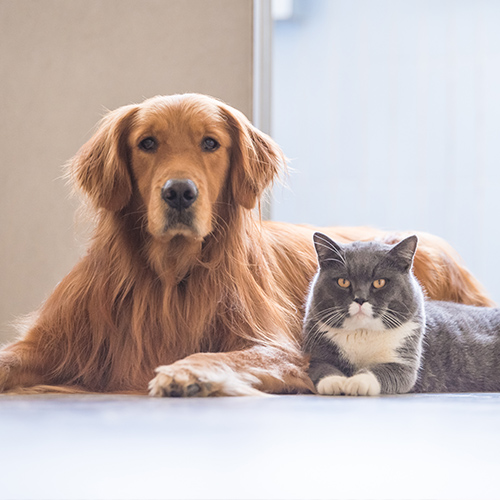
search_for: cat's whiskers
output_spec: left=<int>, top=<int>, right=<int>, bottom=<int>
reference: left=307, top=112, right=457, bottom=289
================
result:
left=321, top=257, right=348, bottom=266
left=317, top=309, right=347, bottom=330
left=308, top=302, right=345, bottom=318
left=386, top=302, right=413, bottom=314
left=381, top=312, right=403, bottom=329
left=323, top=312, right=348, bottom=328
left=305, top=308, right=348, bottom=351
left=383, top=306, right=408, bottom=316
left=372, top=305, right=408, bottom=330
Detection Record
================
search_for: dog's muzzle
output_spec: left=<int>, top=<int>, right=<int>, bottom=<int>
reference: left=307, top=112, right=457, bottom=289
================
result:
left=161, top=179, right=198, bottom=210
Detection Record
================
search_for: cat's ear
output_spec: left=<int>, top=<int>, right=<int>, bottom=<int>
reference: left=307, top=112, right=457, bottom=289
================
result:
left=313, top=232, right=345, bottom=267
left=387, top=235, right=418, bottom=272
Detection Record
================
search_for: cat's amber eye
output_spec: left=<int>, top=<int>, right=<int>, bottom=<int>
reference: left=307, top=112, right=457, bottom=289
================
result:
left=373, top=279, right=386, bottom=289
left=337, top=278, right=351, bottom=288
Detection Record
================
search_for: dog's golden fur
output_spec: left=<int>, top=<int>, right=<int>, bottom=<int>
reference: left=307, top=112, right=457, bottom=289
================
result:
left=0, top=94, right=493, bottom=396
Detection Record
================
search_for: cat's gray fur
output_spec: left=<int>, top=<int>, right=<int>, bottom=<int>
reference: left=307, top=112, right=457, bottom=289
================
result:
left=303, top=233, right=500, bottom=394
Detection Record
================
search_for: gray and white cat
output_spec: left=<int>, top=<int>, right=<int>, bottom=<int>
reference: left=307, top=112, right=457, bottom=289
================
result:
left=303, top=232, right=500, bottom=395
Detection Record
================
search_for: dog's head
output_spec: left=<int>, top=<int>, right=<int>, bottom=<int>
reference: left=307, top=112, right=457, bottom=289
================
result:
left=70, top=94, right=285, bottom=240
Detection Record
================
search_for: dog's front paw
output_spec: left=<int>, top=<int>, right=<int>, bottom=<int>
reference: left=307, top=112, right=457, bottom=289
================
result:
left=343, top=372, right=381, bottom=396
left=316, top=375, right=347, bottom=395
left=149, top=364, right=214, bottom=397
left=149, top=355, right=263, bottom=397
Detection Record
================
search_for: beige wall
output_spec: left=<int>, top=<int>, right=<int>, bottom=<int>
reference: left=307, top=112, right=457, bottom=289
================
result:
left=0, top=0, right=254, bottom=343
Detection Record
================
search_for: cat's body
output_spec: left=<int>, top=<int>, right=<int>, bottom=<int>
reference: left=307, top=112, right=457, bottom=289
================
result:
left=415, top=301, right=500, bottom=392
left=304, top=233, right=500, bottom=395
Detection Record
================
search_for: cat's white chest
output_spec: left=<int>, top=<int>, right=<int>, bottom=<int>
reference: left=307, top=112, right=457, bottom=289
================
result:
left=321, top=321, right=418, bottom=368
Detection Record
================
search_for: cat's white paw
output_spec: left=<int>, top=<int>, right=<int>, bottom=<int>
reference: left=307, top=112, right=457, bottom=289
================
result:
left=317, top=375, right=347, bottom=395
left=343, top=372, right=381, bottom=396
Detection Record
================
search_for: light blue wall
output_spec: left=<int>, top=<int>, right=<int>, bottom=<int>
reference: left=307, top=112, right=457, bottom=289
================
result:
left=272, top=0, right=500, bottom=303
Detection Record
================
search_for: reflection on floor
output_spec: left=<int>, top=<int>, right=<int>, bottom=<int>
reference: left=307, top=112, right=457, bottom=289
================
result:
left=1, top=393, right=499, bottom=500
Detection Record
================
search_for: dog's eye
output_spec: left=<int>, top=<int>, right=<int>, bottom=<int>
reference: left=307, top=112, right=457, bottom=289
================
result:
left=139, top=137, right=158, bottom=152
left=201, top=137, right=220, bottom=152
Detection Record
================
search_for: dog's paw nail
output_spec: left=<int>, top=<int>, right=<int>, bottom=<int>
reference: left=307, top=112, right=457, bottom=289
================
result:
left=186, top=383, right=201, bottom=396
left=168, top=382, right=184, bottom=397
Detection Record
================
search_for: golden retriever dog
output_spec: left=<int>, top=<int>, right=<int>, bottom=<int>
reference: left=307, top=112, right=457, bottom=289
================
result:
left=0, top=94, right=492, bottom=396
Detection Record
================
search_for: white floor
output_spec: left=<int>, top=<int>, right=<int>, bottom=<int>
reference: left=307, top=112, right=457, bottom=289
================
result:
left=1, top=393, right=499, bottom=500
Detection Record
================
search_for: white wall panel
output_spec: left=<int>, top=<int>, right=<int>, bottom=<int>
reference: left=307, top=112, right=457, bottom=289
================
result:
left=273, top=0, right=500, bottom=302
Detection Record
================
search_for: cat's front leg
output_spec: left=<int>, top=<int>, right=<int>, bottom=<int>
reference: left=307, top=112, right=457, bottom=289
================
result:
left=309, top=361, right=348, bottom=395
left=343, top=363, right=417, bottom=396
left=317, top=374, right=348, bottom=395
left=369, top=362, right=417, bottom=394
left=343, top=371, right=381, bottom=396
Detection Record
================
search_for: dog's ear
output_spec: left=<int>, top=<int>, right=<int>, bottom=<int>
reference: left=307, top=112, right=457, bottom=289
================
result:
left=221, top=104, right=286, bottom=210
left=69, top=104, right=138, bottom=211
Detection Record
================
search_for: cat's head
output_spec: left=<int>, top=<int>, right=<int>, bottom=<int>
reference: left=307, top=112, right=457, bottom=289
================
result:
left=309, top=233, right=423, bottom=331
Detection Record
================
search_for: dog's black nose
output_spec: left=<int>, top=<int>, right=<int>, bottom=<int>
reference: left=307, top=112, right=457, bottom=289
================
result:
left=353, top=298, right=367, bottom=305
left=161, top=179, right=198, bottom=209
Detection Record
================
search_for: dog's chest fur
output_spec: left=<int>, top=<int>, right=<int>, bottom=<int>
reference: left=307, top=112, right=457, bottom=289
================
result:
left=320, top=321, right=417, bottom=367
